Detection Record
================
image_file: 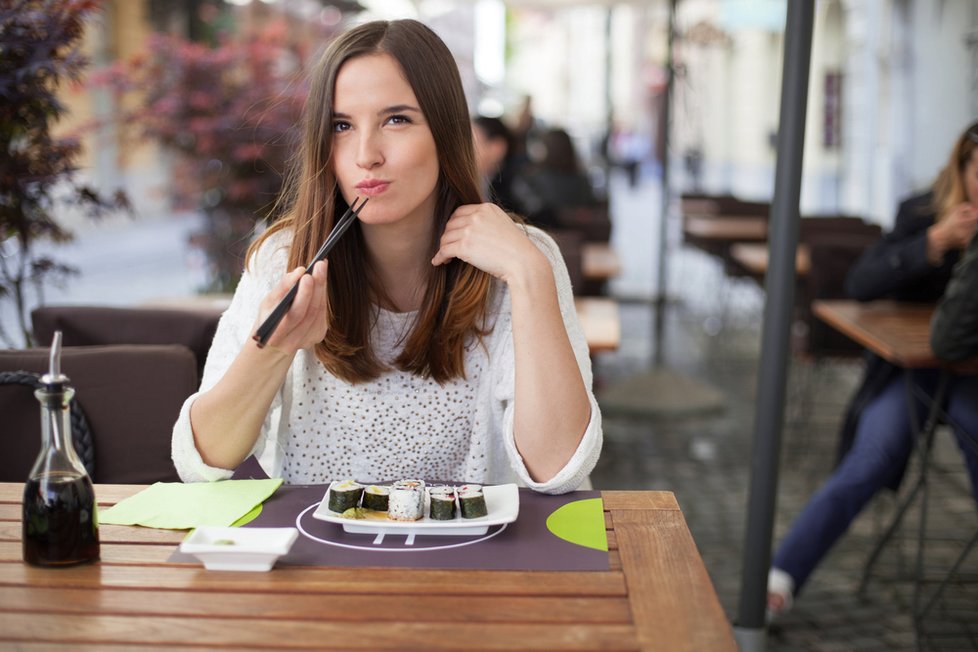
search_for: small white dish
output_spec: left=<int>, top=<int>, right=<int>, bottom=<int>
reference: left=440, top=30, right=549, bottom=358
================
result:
left=180, top=526, right=298, bottom=572
left=312, top=483, right=519, bottom=536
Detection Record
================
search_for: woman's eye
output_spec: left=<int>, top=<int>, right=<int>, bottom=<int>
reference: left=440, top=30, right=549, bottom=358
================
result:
left=387, top=114, right=412, bottom=125
left=332, top=121, right=351, bottom=133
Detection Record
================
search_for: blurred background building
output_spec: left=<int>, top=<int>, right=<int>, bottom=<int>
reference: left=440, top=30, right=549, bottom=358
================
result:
left=60, top=0, right=977, bottom=231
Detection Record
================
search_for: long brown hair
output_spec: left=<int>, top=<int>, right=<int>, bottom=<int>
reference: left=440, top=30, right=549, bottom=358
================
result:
left=249, top=20, right=491, bottom=384
left=932, top=120, right=978, bottom=222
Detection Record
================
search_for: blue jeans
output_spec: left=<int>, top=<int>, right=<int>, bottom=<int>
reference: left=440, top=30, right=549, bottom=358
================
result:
left=772, top=370, right=978, bottom=594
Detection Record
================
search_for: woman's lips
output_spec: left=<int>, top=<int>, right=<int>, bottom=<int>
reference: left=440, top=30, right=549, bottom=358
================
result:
left=355, top=180, right=390, bottom=197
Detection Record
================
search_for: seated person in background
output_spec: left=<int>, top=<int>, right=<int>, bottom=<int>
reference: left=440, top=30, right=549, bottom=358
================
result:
left=512, top=128, right=602, bottom=231
left=931, top=189, right=978, bottom=362
left=171, top=20, right=601, bottom=494
left=472, top=115, right=525, bottom=216
left=767, top=120, right=978, bottom=618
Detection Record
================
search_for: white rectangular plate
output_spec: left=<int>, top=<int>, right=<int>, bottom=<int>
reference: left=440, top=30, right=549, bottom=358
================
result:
left=312, top=483, right=519, bottom=536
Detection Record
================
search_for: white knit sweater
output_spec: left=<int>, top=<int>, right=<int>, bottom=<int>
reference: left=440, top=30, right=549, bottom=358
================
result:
left=170, top=226, right=601, bottom=494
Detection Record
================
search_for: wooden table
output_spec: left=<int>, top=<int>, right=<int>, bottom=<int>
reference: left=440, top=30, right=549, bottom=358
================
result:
left=0, top=484, right=736, bottom=651
left=682, top=215, right=768, bottom=243
left=729, top=242, right=810, bottom=277
left=812, top=299, right=943, bottom=368
left=582, top=243, right=622, bottom=281
left=575, top=297, right=621, bottom=353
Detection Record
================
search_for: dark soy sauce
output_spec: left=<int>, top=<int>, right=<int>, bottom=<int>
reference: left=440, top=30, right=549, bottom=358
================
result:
left=23, top=471, right=100, bottom=566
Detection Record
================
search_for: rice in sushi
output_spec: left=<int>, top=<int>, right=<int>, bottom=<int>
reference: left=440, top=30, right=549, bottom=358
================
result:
left=388, top=479, right=425, bottom=521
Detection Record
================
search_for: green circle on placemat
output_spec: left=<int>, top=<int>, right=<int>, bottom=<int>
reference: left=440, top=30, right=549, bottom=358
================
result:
left=231, top=504, right=263, bottom=527
left=545, top=498, right=608, bottom=551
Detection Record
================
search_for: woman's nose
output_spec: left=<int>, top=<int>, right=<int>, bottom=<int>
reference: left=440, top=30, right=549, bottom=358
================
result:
left=356, top=132, right=384, bottom=169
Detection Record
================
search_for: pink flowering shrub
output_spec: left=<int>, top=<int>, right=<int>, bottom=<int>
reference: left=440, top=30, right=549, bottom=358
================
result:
left=98, top=19, right=316, bottom=291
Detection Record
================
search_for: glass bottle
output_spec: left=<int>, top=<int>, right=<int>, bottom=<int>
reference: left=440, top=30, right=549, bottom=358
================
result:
left=22, top=331, right=100, bottom=566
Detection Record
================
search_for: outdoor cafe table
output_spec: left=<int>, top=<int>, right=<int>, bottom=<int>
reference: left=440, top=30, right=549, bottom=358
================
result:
left=0, top=483, right=737, bottom=651
left=729, top=242, right=811, bottom=278
left=812, top=299, right=942, bottom=368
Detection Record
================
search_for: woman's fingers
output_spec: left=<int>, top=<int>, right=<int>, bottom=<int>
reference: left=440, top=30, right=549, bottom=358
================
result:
left=256, top=262, right=329, bottom=352
left=433, top=203, right=532, bottom=279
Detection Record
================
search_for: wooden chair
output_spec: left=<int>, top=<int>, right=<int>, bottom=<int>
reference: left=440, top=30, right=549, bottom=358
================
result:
left=0, top=344, right=197, bottom=483
left=784, top=226, right=882, bottom=451
left=555, top=200, right=612, bottom=243
left=32, top=305, right=221, bottom=380
left=795, top=221, right=882, bottom=359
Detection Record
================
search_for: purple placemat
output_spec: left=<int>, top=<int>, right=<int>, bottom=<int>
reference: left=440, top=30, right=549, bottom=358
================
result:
left=168, top=459, right=609, bottom=571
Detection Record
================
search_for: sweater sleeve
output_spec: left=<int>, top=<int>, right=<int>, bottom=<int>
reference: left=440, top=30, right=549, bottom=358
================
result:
left=171, top=232, right=291, bottom=482
left=496, top=226, right=603, bottom=494
left=931, top=234, right=978, bottom=362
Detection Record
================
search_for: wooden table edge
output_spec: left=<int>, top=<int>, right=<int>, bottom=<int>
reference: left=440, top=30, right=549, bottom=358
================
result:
left=811, top=299, right=941, bottom=368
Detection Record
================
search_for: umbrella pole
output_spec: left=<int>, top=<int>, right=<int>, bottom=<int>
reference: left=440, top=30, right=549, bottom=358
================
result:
left=733, top=2, right=815, bottom=650
left=653, top=0, right=677, bottom=366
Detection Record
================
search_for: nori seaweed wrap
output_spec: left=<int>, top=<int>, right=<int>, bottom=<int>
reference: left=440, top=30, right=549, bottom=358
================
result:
left=457, top=484, right=488, bottom=519
left=327, top=479, right=364, bottom=513
left=362, top=485, right=390, bottom=511
left=428, top=486, right=457, bottom=520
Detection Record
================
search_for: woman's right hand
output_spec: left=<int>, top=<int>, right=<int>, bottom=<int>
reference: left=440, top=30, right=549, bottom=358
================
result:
left=254, top=260, right=329, bottom=354
left=927, top=202, right=978, bottom=264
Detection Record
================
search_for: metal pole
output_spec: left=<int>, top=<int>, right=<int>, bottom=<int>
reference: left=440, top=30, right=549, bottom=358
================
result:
left=654, top=0, right=676, bottom=366
left=733, top=2, right=815, bottom=650
left=604, top=8, right=614, bottom=187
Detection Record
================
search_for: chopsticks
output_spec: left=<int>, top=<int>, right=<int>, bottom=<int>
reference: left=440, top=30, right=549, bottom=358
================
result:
left=253, top=197, right=368, bottom=348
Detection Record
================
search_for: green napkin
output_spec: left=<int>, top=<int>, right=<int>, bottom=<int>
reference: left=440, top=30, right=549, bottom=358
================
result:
left=98, top=479, right=283, bottom=529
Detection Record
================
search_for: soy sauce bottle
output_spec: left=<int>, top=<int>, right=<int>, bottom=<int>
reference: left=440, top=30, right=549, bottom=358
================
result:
left=22, top=332, right=100, bottom=566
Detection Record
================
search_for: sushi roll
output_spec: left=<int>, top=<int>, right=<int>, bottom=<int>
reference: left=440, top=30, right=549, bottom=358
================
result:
left=362, top=485, right=390, bottom=512
left=457, top=484, right=488, bottom=519
left=327, top=479, right=364, bottom=513
left=428, top=485, right=457, bottom=520
left=388, top=479, right=425, bottom=521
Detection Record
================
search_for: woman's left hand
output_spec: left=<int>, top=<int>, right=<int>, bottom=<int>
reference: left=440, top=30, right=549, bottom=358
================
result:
left=431, top=203, right=547, bottom=283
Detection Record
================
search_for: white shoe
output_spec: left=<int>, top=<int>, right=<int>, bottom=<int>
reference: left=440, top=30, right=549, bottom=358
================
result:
left=766, top=568, right=795, bottom=623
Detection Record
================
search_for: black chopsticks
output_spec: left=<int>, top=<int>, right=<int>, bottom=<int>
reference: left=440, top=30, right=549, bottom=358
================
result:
left=253, top=197, right=367, bottom=348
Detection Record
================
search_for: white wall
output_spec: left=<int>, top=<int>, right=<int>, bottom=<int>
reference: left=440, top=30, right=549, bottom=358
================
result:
left=669, top=0, right=975, bottom=227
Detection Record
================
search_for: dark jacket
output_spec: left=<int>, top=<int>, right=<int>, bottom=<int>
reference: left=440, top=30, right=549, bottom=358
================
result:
left=510, top=168, right=601, bottom=231
left=930, top=232, right=978, bottom=362
left=837, top=192, right=960, bottom=485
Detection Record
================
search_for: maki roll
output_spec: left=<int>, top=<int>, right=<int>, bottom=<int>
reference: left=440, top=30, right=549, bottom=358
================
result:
left=428, top=485, right=457, bottom=520
left=457, top=484, right=488, bottom=519
left=327, top=479, right=364, bottom=513
left=388, top=479, right=425, bottom=521
left=362, top=485, right=390, bottom=512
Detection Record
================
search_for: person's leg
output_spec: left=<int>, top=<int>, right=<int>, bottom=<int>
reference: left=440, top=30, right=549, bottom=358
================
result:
left=945, top=374, right=978, bottom=504
left=771, top=375, right=918, bottom=595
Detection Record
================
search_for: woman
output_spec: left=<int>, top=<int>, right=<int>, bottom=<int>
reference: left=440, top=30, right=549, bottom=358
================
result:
left=170, top=20, right=601, bottom=493
left=511, top=127, right=603, bottom=232
left=768, top=121, right=978, bottom=617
